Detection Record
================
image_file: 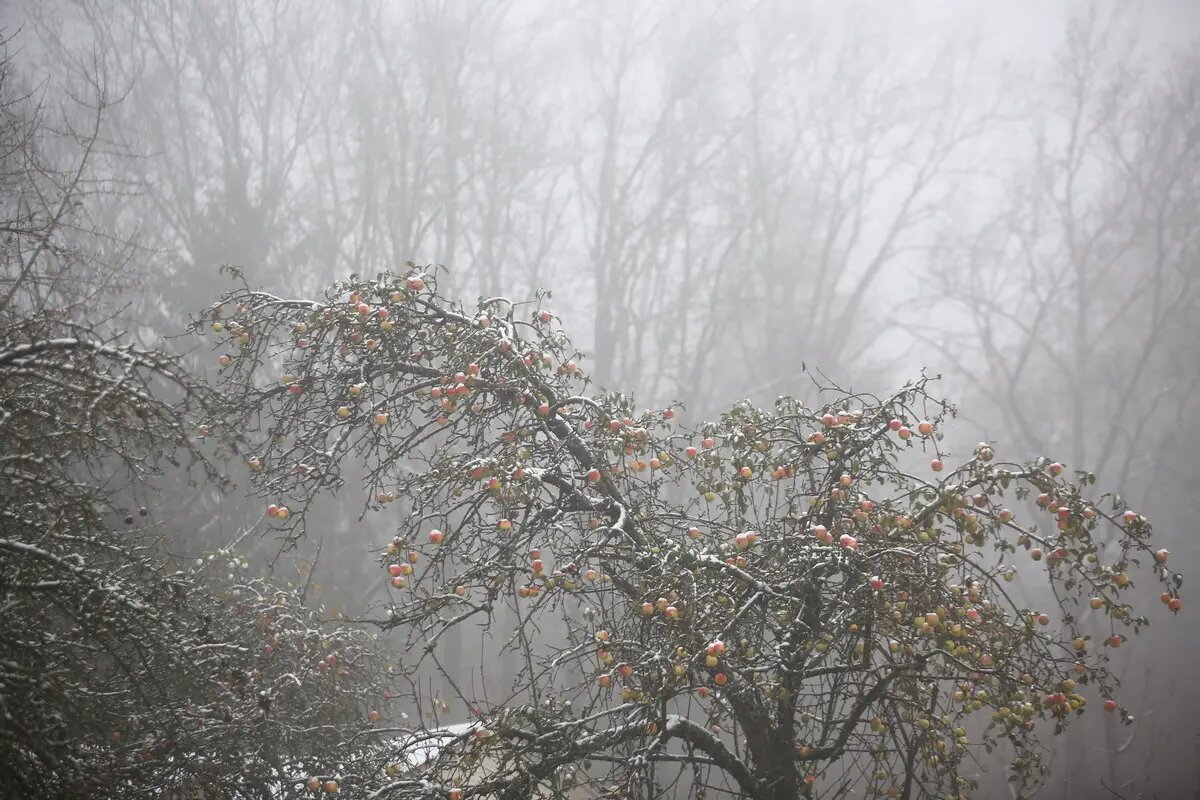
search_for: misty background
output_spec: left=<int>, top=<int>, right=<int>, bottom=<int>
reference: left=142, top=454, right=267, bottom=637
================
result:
left=3, top=0, right=1198, bottom=796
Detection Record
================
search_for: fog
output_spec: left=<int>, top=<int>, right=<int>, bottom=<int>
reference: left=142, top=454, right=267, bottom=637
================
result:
left=5, top=0, right=1198, bottom=796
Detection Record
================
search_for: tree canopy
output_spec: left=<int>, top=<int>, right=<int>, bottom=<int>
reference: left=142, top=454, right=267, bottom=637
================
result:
left=0, top=50, right=392, bottom=800
left=200, top=270, right=1182, bottom=800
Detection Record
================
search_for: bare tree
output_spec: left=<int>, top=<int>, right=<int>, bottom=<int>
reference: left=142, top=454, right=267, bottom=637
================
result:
left=908, top=8, right=1200, bottom=797
left=0, top=44, right=395, bottom=799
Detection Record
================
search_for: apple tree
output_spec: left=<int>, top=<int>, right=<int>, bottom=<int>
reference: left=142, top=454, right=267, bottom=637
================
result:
left=205, top=269, right=1183, bottom=800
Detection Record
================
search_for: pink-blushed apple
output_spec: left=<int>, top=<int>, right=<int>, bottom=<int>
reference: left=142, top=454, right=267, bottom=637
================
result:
left=931, top=459, right=943, bottom=472
left=917, top=420, right=933, bottom=436
left=428, top=529, right=444, bottom=545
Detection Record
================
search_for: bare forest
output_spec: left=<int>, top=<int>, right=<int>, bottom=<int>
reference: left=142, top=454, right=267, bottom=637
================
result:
left=1, top=2, right=1197, bottom=799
